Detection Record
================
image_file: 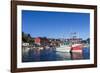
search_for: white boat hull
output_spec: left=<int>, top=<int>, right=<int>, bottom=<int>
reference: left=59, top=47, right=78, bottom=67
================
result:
left=56, top=45, right=71, bottom=52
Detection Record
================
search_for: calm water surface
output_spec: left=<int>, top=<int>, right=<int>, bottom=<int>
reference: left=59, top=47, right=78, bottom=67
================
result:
left=22, top=48, right=90, bottom=62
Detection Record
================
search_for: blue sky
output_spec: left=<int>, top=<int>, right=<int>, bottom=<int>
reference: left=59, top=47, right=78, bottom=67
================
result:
left=22, top=10, right=90, bottom=40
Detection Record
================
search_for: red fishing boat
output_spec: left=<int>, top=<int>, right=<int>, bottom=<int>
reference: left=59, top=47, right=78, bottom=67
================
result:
left=71, top=44, right=83, bottom=52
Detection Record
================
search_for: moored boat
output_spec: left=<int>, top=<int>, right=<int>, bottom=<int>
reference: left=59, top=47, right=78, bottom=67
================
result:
left=56, top=45, right=71, bottom=52
left=71, top=44, right=83, bottom=52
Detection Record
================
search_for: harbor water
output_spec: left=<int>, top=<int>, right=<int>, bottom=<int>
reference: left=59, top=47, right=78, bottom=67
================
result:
left=22, top=47, right=90, bottom=62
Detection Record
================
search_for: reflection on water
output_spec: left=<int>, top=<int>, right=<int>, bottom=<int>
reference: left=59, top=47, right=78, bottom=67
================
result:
left=71, top=52, right=83, bottom=60
left=22, top=48, right=90, bottom=62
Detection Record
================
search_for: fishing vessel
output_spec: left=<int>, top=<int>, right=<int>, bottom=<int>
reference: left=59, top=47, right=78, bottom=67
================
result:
left=56, top=32, right=83, bottom=53
left=71, top=44, right=83, bottom=53
left=56, top=45, right=71, bottom=52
